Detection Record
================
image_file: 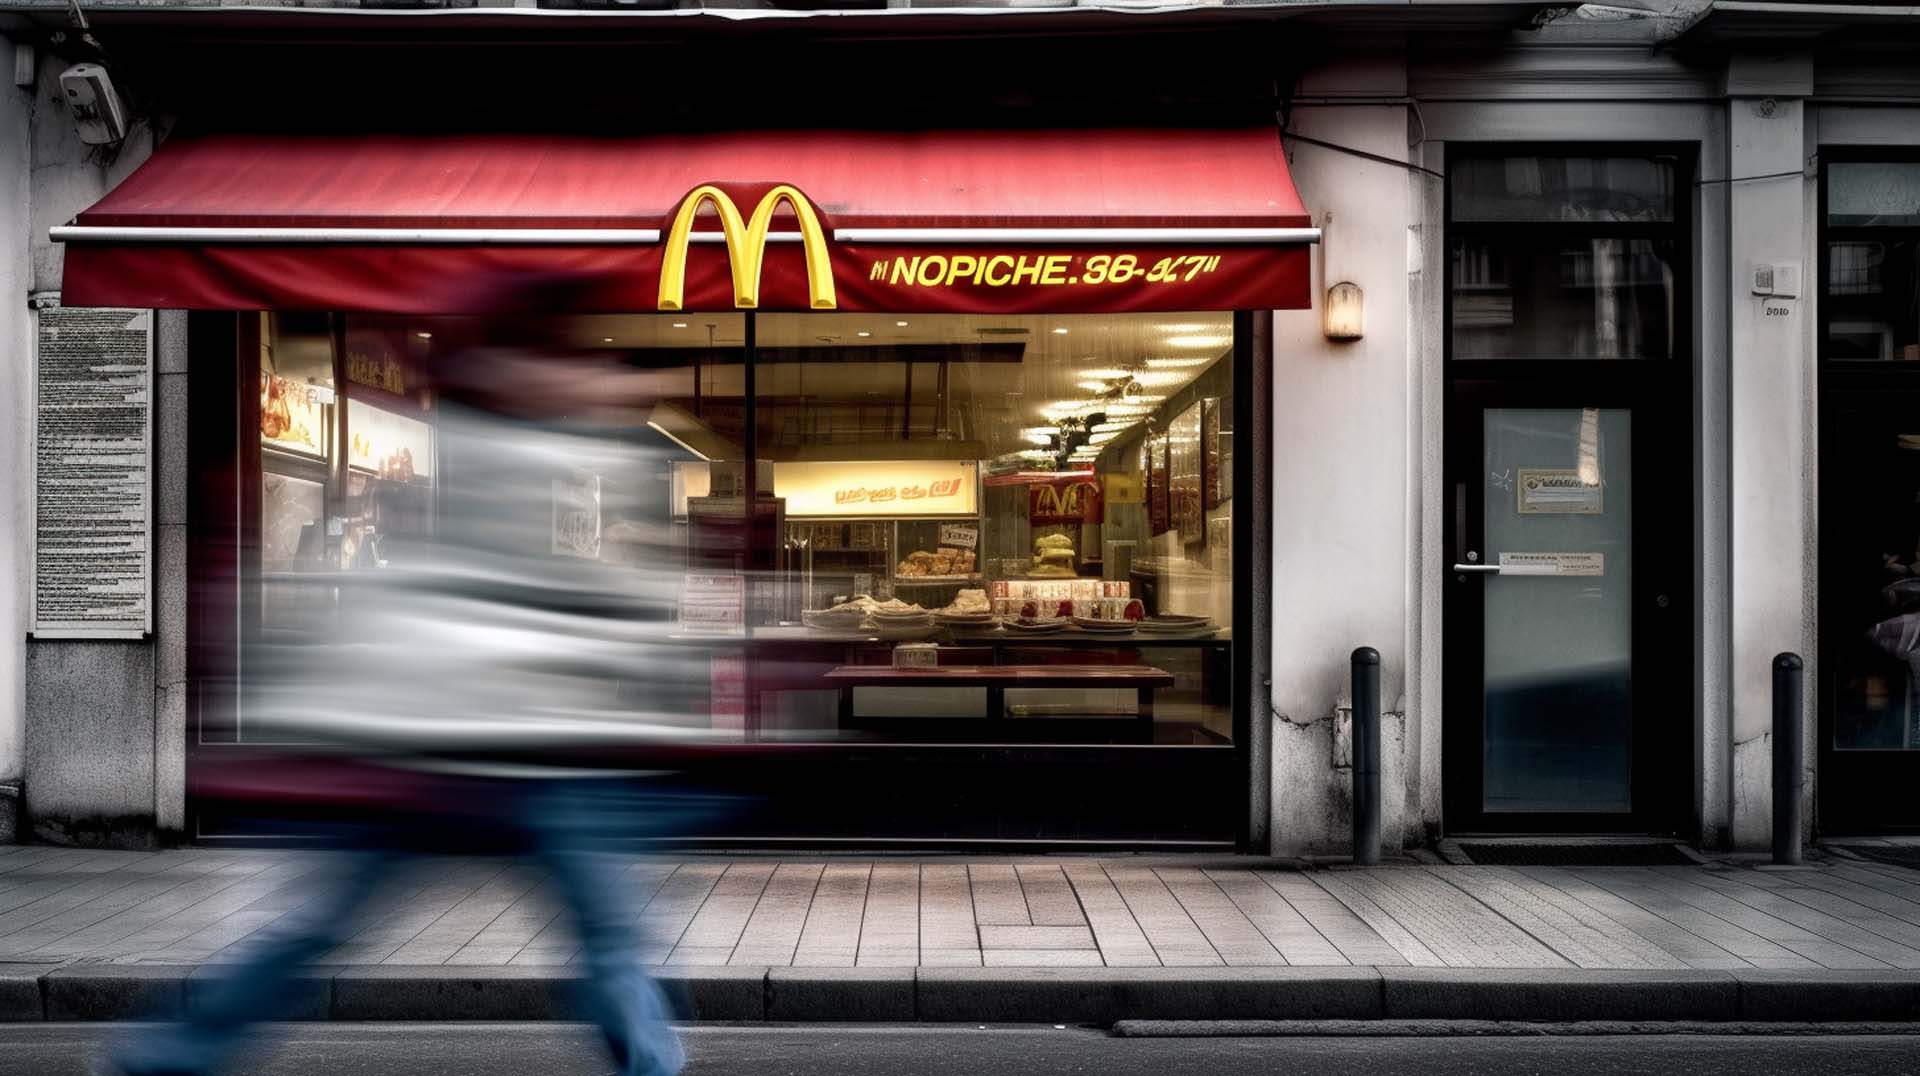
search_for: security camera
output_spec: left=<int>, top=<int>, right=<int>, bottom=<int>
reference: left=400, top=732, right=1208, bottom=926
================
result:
left=60, top=63, right=127, bottom=146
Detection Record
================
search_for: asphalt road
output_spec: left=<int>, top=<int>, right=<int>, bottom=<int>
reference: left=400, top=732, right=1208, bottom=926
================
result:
left=8, top=1024, right=1920, bottom=1076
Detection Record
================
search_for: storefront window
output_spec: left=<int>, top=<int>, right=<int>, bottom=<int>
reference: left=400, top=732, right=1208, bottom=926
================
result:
left=1823, top=158, right=1920, bottom=753
left=1824, top=162, right=1920, bottom=362
left=746, top=313, right=1236, bottom=745
left=233, top=310, right=1234, bottom=749
left=1450, top=153, right=1682, bottom=361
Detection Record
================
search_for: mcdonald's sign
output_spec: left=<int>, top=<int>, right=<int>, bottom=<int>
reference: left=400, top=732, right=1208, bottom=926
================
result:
left=657, top=184, right=836, bottom=312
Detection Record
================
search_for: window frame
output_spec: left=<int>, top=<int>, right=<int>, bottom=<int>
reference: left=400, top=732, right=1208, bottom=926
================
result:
left=1444, top=143, right=1696, bottom=367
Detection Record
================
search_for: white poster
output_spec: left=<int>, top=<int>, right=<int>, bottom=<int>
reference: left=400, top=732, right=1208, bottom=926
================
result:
left=33, top=307, right=154, bottom=638
left=1500, top=552, right=1605, bottom=577
left=1517, top=468, right=1603, bottom=515
left=551, top=474, right=602, bottom=559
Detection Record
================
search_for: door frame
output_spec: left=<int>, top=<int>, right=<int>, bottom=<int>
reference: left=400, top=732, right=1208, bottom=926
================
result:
left=1440, top=141, right=1698, bottom=836
left=1442, top=375, right=1692, bottom=834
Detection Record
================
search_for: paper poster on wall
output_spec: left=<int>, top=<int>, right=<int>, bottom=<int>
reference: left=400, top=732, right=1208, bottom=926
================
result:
left=1517, top=469, right=1602, bottom=514
left=260, top=372, right=329, bottom=459
left=348, top=398, right=433, bottom=481
left=1500, top=552, right=1605, bottom=577
left=33, top=307, right=154, bottom=638
left=679, top=573, right=746, bottom=634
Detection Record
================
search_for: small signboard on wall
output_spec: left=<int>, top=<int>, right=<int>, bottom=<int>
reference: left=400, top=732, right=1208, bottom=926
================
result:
left=32, top=306, right=154, bottom=639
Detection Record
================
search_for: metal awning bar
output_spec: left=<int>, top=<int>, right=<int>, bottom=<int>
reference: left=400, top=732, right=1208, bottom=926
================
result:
left=832, top=226, right=1322, bottom=244
left=50, top=225, right=664, bottom=244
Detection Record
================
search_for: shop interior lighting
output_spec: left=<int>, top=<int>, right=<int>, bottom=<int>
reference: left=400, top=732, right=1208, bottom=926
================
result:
left=415, top=331, right=432, bottom=339
left=1163, top=334, right=1232, bottom=349
left=645, top=400, right=736, bottom=463
left=857, top=331, right=872, bottom=338
left=671, top=322, right=689, bottom=329
left=895, top=320, right=909, bottom=327
left=1145, top=356, right=1213, bottom=369
left=1052, top=327, right=1070, bottom=335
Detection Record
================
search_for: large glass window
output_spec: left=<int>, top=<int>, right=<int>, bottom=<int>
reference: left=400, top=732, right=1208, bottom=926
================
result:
left=231, top=310, right=1236, bottom=749
left=747, top=313, right=1237, bottom=746
left=1822, top=156, right=1920, bottom=754
left=1450, top=153, right=1683, bottom=360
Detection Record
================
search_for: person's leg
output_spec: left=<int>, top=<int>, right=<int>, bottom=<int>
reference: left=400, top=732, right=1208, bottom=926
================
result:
left=111, top=845, right=399, bottom=1076
left=524, top=781, right=683, bottom=1076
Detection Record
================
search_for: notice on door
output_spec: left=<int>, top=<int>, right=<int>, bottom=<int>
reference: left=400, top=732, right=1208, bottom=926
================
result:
left=33, top=307, right=153, bottom=639
left=1500, top=552, right=1605, bottom=577
left=1517, top=469, right=1602, bottom=515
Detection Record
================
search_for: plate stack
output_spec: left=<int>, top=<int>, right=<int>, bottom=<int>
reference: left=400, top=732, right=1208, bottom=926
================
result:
left=1137, top=615, right=1216, bottom=636
left=1003, top=617, right=1069, bottom=635
left=933, top=611, right=998, bottom=633
left=869, top=605, right=935, bottom=639
left=1070, top=616, right=1137, bottom=634
left=802, top=608, right=867, bottom=632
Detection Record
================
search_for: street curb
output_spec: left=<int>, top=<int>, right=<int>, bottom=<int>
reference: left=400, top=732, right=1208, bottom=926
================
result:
left=917, top=967, right=1385, bottom=1023
left=9, top=965, right=1920, bottom=1024
left=1380, top=968, right=1740, bottom=1022
left=1734, top=969, right=1920, bottom=1022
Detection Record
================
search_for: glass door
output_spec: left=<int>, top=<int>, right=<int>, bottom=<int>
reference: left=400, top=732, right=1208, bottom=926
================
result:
left=1444, top=382, right=1686, bottom=832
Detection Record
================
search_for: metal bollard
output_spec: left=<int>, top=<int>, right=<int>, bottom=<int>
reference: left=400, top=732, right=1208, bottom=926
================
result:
left=1773, top=652, right=1804, bottom=866
left=1352, top=647, right=1381, bottom=867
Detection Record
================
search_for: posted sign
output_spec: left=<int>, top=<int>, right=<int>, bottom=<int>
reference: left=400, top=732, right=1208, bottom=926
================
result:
left=33, top=307, right=153, bottom=638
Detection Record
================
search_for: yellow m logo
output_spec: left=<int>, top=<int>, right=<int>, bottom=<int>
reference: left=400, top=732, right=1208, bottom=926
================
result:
left=657, top=185, right=837, bottom=312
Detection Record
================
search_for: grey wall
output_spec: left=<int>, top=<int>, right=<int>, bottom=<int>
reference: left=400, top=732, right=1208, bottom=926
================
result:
left=0, top=34, right=32, bottom=842
left=18, top=48, right=174, bottom=846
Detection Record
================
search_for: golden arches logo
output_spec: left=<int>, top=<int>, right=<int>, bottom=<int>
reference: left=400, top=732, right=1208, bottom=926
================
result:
left=657, top=184, right=836, bottom=312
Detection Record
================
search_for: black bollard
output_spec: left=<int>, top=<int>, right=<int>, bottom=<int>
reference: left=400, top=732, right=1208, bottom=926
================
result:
left=1352, top=647, right=1381, bottom=867
left=1773, top=652, right=1804, bottom=866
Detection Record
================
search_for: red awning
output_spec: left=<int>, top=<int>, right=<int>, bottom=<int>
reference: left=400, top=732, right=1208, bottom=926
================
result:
left=58, top=129, right=1315, bottom=314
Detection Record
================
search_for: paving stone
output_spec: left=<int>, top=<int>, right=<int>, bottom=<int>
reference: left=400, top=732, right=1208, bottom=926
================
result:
left=968, top=865, right=1030, bottom=926
left=1062, top=864, right=1159, bottom=967
left=978, top=925, right=1097, bottom=950
left=1104, top=865, right=1221, bottom=966
left=919, top=865, right=979, bottom=955
left=982, top=949, right=1105, bottom=967
left=792, top=864, right=869, bottom=968
left=730, top=863, right=823, bottom=966
left=1014, top=865, right=1088, bottom=927
left=857, top=865, right=919, bottom=967
left=1156, top=868, right=1286, bottom=967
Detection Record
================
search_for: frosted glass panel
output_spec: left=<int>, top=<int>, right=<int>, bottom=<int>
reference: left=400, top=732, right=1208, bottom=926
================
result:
left=1482, top=408, right=1632, bottom=813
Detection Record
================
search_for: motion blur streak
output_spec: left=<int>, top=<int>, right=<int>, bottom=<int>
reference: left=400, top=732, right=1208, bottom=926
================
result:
left=112, top=281, right=743, bottom=1076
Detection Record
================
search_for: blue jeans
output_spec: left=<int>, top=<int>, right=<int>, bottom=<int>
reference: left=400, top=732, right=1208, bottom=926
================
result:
left=116, top=778, right=713, bottom=1076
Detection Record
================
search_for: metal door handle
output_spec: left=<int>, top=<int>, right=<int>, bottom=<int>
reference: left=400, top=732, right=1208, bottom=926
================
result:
left=1451, top=564, right=1500, bottom=573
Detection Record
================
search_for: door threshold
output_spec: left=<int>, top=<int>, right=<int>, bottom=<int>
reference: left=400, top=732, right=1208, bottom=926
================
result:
left=1438, top=836, right=1703, bottom=867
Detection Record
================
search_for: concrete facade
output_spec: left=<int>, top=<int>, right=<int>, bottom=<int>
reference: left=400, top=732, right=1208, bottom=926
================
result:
left=0, top=5, right=1914, bottom=851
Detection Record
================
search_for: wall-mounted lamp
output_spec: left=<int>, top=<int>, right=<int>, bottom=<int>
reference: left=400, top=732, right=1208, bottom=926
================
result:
left=1323, top=281, right=1365, bottom=342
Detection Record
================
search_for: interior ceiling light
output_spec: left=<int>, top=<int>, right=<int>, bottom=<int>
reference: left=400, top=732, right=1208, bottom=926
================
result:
left=1133, top=371, right=1190, bottom=388
left=602, top=337, right=614, bottom=343
left=1052, top=327, right=1070, bottom=335
left=895, top=320, right=909, bottom=327
left=1080, top=367, right=1130, bottom=380
left=1076, top=379, right=1110, bottom=392
left=857, top=331, right=872, bottom=338
left=1164, top=334, right=1231, bottom=349
left=1156, top=322, right=1216, bottom=333
left=1145, top=356, right=1213, bottom=369
left=415, top=331, right=432, bottom=339
left=671, top=322, right=689, bottom=329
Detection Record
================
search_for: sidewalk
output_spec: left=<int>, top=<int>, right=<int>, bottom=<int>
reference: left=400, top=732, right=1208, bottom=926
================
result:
left=2, top=845, right=1920, bottom=1023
